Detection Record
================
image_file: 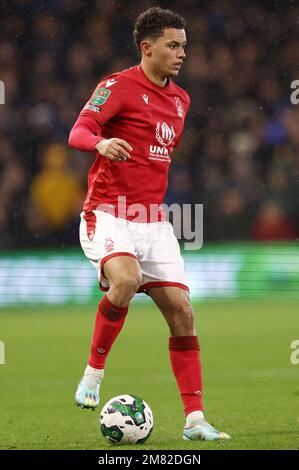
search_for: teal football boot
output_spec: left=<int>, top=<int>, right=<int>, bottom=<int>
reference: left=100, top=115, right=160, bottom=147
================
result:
left=183, top=419, right=231, bottom=441
left=74, top=379, right=100, bottom=410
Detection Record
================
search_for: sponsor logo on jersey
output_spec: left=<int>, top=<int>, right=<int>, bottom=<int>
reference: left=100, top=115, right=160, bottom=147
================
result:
left=92, top=88, right=111, bottom=106
left=149, top=121, right=176, bottom=162
left=142, top=94, right=149, bottom=104
left=155, top=121, right=176, bottom=147
left=175, top=96, right=183, bottom=117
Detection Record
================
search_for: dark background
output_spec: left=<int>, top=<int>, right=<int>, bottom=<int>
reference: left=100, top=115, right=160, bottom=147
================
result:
left=0, top=0, right=299, bottom=249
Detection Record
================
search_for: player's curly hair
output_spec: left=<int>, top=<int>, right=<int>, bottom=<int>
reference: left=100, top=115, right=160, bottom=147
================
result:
left=133, top=6, right=186, bottom=53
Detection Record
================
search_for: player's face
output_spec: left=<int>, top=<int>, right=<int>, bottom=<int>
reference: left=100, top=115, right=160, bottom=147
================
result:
left=151, top=28, right=187, bottom=78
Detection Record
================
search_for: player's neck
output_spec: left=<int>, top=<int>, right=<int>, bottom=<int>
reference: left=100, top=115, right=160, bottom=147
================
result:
left=139, top=61, right=168, bottom=88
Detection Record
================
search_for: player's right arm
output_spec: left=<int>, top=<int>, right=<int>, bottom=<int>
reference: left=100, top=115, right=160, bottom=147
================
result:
left=68, top=75, right=132, bottom=161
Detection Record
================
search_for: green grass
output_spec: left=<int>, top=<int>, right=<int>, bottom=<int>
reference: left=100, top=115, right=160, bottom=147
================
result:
left=0, top=299, right=299, bottom=450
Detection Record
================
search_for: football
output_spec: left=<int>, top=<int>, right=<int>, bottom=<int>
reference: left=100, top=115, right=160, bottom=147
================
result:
left=99, top=394, right=154, bottom=445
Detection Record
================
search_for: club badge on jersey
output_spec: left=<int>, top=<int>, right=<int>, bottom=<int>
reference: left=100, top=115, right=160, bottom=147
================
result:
left=175, top=96, right=183, bottom=118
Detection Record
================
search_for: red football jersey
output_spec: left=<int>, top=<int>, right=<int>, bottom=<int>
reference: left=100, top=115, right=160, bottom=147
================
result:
left=77, top=64, right=190, bottom=222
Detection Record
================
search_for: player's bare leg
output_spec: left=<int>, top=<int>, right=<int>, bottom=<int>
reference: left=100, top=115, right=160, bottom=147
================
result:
left=148, top=286, right=230, bottom=440
left=103, top=255, right=142, bottom=307
left=75, top=255, right=142, bottom=409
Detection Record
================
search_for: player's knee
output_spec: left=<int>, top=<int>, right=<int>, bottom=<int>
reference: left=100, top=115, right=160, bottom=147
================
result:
left=113, top=274, right=141, bottom=297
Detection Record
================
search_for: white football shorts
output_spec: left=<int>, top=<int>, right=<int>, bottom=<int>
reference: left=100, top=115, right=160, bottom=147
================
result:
left=79, top=210, right=189, bottom=293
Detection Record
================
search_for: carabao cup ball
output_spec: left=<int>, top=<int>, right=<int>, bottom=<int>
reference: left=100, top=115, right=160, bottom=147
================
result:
left=99, top=394, right=154, bottom=445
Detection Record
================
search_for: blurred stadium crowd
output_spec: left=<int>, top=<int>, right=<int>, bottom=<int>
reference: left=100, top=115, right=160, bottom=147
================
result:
left=1, top=0, right=299, bottom=248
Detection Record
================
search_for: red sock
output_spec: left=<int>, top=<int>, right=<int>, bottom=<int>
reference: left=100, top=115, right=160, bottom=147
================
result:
left=169, top=336, right=203, bottom=416
left=88, top=294, right=128, bottom=369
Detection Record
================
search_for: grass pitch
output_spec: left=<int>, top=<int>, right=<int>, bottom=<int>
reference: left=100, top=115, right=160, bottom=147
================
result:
left=0, top=299, right=298, bottom=450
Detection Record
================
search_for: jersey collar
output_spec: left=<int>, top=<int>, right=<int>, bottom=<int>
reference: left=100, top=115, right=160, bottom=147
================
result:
left=137, top=64, right=170, bottom=91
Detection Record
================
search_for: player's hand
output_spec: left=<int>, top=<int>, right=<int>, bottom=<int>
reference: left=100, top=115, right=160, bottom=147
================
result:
left=95, top=138, right=132, bottom=161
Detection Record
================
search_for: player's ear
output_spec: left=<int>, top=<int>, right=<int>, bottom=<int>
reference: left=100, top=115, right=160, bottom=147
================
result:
left=140, top=40, right=152, bottom=57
